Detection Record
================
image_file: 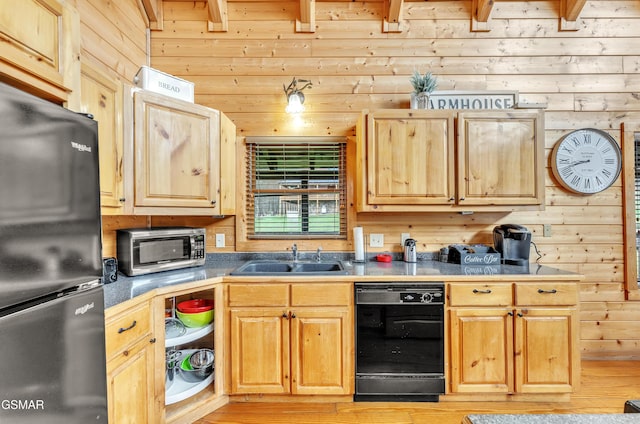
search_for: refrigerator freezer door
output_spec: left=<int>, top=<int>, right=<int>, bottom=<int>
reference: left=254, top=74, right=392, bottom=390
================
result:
left=0, top=286, right=107, bottom=423
left=0, top=82, right=103, bottom=310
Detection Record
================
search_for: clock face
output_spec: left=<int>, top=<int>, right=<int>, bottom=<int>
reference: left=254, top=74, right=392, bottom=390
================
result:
left=551, top=128, right=622, bottom=194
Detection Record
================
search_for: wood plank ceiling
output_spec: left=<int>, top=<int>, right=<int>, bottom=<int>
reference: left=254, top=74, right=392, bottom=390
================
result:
left=136, top=0, right=593, bottom=33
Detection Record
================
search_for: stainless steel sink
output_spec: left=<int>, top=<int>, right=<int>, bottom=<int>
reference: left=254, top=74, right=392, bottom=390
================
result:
left=232, top=261, right=294, bottom=274
left=230, top=260, right=348, bottom=276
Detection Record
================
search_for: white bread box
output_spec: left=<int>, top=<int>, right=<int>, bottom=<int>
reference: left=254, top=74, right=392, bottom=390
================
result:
left=133, top=66, right=194, bottom=102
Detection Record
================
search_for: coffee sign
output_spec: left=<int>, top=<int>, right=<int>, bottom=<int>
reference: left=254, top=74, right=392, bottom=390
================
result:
left=429, top=90, right=519, bottom=110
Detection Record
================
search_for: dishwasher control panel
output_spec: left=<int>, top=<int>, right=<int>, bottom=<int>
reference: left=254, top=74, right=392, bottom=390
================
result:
left=355, top=283, right=444, bottom=305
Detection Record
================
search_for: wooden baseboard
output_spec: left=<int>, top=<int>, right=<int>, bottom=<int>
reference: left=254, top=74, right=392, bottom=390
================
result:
left=229, top=394, right=353, bottom=403
left=440, top=393, right=571, bottom=402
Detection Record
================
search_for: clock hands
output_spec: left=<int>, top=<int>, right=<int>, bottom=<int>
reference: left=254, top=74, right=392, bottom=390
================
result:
left=567, top=159, right=590, bottom=167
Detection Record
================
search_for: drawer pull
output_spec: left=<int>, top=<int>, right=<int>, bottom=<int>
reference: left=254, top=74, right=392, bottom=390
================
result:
left=537, top=289, right=557, bottom=294
left=118, top=320, right=137, bottom=334
left=473, top=289, right=492, bottom=294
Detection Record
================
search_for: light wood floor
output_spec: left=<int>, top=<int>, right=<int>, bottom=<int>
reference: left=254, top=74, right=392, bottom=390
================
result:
left=194, top=361, right=640, bottom=423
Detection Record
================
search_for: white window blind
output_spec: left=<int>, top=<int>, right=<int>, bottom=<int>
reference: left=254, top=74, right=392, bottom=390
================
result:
left=245, top=137, right=347, bottom=239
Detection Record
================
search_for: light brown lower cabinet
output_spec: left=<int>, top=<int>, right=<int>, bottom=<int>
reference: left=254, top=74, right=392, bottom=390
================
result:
left=448, top=282, right=579, bottom=396
left=227, top=283, right=354, bottom=396
left=105, top=300, right=159, bottom=424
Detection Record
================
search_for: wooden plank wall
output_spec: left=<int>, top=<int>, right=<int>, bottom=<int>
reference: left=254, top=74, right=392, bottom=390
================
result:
left=72, top=0, right=640, bottom=358
left=150, top=0, right=640, bottom=358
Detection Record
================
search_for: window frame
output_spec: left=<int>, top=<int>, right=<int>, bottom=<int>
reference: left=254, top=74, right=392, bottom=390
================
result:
left=243, top=136, right=348, bottom=241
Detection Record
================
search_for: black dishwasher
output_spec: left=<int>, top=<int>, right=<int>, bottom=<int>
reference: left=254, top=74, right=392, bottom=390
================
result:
left=355, top=282, right=445, bottom=402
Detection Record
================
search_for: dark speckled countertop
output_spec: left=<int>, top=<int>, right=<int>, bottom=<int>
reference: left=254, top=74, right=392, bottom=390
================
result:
left=103, top=252, right=581, bottom=309
left=464, top=414, right=640, bottom=423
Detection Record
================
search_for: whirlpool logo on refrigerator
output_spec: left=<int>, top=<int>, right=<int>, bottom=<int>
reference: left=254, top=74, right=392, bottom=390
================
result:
left=70, top=141, right=92, bottom=153
left=75, top=302, right=95, bottom=316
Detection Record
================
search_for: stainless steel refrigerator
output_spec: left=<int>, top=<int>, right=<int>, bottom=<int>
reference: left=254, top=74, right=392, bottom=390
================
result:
left=0, top=82, right=108, bottom=423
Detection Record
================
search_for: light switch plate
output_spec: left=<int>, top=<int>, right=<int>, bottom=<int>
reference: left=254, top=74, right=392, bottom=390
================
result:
left=401, top=233, right=410, bottom=246
left=370, top=233, right=384, bottom=247
left=543, top=224, right=552, bottom=237
left=215, top=233, right=225, bottom=248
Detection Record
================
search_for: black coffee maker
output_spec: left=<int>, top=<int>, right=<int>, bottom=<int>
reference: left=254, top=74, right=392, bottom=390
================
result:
left=493, top=224, right=532, bottom=266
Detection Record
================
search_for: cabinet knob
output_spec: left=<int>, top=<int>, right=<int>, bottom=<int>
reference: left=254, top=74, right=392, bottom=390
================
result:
left=123, top=350, right=129, bottom=357
left=507, top=312, right=514, bottom=316
left=119, top=198, right=126, bottom=202
left=517, top=312, right=524, bottom=318
left=291, top=312, right=296, bottom=319
left=211, top=200, right=217, bottom=205
left=149, top=338, right=156, bottom=344
left=282, top=312, right=288, bottom=319
left=449, top=197, right=455, bottom=201
left=459, top=197, right=465, bottom=201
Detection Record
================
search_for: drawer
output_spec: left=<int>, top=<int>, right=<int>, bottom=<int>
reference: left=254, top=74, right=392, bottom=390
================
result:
left=448, top=283, right=512, bottom=306
left=105, top=301, right=151, bottom=361
left=227, top=283, right=289, bottom=307
left=291, top=283, right=352, bottom=306
left=515, top=282, right=578, bottom=306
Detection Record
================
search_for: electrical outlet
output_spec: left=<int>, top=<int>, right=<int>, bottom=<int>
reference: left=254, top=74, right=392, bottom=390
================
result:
left=370, top=233, right=384, bottom=247
left=401, top=233, right=410, bottom=246
left=215, top=233, right=225, bottom=248
left=543, top=224, right=552, bottom=238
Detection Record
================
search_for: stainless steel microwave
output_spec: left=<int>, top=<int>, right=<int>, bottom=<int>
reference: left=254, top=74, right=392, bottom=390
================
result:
left=116, top=227, right=206, bottom=276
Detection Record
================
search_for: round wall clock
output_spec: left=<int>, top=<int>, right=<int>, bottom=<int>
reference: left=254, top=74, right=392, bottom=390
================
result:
left=551, top=128, right=622, bottom=194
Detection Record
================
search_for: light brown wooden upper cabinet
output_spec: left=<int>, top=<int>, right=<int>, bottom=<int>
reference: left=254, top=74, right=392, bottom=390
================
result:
left=359, top=110, right=455, bottom=208
left=457, top=110, right=545, bottom=207
left=356, top=109, right=545, bottom=212
left=124, top=89, right=236, bottom=215
left=78, top=61, right=125, bottom=214
left=0, top=0, right=80, bottom=103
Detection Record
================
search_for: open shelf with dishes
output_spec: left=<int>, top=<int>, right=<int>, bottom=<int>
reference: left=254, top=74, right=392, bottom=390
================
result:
left=164, top=290, right=216, bottom=408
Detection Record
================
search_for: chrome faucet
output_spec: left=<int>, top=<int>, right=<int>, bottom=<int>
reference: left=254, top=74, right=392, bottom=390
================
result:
left=315, top=246, right=322, bottom=263
left=292, top=244, right=298, bottom=262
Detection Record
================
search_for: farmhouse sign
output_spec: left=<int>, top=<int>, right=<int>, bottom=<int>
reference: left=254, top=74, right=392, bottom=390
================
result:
left=428, top=90, right=519, bottom=110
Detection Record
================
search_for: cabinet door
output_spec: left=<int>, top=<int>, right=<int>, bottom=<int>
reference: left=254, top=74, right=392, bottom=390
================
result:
left=133, top=90, right=220, bottom=212
left=514, top=308, right=579, bottom=394
left=290, top=308, right=353, bottom=395
left=366, top=110, right=455, bottom=205
left=106, top=341, right=156, bottom=424
left=0, top=0, right=78, bottom=102
left=79, top=61, right=124, bottom=212
left=457, top=110, right=544, bottom=206
left=449, top=308, right=514, bottom=393
left=230, top=309, right=290, bottom=394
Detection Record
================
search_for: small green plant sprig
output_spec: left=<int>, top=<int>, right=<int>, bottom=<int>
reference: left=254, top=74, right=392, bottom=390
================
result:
left=410, top=70, right=438, bottom=94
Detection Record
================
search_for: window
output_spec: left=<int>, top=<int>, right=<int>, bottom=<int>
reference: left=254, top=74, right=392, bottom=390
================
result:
left=245, top=137, right=347, bottom=239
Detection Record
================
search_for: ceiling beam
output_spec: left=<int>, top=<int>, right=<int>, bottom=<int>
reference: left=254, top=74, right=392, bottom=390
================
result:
left=296, top=0, right=316, bottom=33
left=563, top=0, right=587, bottom=21
left=560, top=0, right=586, bottom=31
left=383, top=0, right=404, bottom=33
left=137, top=0, right=163, bottom=30
left=471, top=0, right=493, bottom=32
left=207, top=0, right=228, bottom=32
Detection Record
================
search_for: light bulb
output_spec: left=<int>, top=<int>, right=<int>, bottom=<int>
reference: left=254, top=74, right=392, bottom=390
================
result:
left=286, top=92, right=305, bottom=114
